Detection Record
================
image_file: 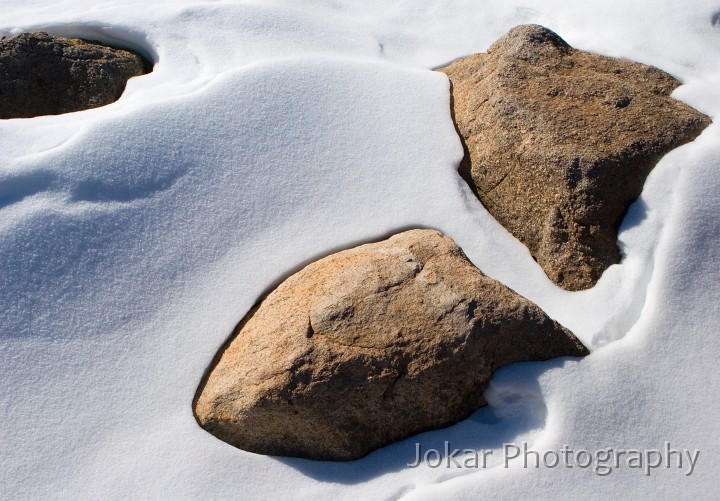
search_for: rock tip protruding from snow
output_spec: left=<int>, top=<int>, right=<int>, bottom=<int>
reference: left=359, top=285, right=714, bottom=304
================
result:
left=0, top=31, right=151, bottom=119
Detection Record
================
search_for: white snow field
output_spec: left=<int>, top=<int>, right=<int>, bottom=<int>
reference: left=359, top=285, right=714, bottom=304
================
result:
left=1, top=0, right=719, bottom=499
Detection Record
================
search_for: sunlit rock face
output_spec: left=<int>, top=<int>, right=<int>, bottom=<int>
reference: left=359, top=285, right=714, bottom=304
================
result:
left=439, top=24, right=711, bottom=290
left=194, top=229, right=588, bottom=461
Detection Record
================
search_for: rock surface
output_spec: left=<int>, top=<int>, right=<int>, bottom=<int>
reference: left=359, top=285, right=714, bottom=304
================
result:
left=194, top=229, right=588, bottom=461
left=0, top=32, right=150, bottom=119
left=439, top=25, right=711, bottom=290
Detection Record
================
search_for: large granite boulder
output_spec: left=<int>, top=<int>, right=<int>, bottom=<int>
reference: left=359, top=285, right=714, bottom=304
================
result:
left=194, top=229, right=588, bottom=461
left=439, top=25, right=711, bottom=290
left=0, top=32, right=150, bottom=119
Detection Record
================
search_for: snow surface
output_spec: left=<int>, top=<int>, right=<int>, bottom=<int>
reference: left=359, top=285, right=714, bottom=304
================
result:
left=1, top=0, right=719, bottom=499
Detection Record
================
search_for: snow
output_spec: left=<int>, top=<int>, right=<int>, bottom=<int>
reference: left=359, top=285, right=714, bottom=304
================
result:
left=1, top=0, right=718, bottom=499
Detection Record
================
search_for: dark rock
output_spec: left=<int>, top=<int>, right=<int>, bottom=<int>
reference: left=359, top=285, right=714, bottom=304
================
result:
left=194, top=229, right=588, bottom=461
left=0, top=32, right=150, bottom=119
left=439, top=25, right=711, bottom=290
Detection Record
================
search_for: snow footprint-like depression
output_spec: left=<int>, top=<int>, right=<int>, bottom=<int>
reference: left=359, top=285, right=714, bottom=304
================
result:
left=0, top=2, right=713, bottom=499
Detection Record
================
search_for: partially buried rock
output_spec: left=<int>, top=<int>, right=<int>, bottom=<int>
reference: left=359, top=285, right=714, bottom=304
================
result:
left=439, top=25, right=711, bottom=290
left=194, top=229, right=588, bottom=461
left=0, top=32, right=150, bottom=119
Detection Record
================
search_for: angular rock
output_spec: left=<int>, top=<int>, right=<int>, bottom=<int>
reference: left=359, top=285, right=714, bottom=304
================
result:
left=439, top=25, right=711, bottom=290
left=0, top=32, right=150, bottom=119
left=194, top=229, right=588, bottom=461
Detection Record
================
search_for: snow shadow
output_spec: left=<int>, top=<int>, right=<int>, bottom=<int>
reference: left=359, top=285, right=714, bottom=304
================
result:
left=275, top=359, right=573, bottom=484
left=70, top=164, right=188, bottom=203
left=618, top=197, right=649, bottom=232
left=0, top=170, right=56, bottom=208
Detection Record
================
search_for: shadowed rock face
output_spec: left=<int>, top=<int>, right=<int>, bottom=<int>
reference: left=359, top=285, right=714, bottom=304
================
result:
left=0, top=32, right=150, bottom=119
left=439, top=25, right=711, bottom=291
left=194, top=229, right=588, bottom=461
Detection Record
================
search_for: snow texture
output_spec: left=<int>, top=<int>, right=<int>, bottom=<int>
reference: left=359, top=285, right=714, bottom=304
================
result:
left=1, top=0, right=718, bottom=499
